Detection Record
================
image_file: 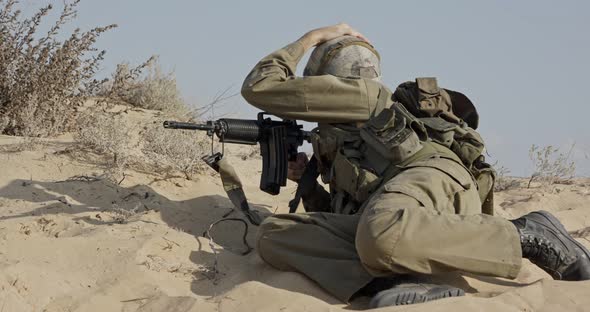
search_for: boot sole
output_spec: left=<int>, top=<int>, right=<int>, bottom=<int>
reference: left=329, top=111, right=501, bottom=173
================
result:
left=535, top=211, right=590, bottom=271
left=371, top=286, right=464, bottom=307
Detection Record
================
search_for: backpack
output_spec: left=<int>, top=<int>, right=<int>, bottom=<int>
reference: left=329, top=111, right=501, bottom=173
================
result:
left=392, top=77, right=495, bottom=215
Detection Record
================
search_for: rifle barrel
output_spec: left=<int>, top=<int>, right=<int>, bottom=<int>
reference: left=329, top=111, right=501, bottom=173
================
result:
left=163, top=121, right=214, bottom=131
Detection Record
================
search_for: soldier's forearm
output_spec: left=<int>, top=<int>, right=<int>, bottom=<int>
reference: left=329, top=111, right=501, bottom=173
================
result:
left=241, top=26, right=383, bottom=123
left=297, top=32, right=318, bottom=51
left=240, top=40, right=305, bottom=112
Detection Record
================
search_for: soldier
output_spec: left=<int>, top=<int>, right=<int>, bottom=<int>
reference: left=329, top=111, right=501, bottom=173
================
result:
left=241, top=23, right=590, bottom=308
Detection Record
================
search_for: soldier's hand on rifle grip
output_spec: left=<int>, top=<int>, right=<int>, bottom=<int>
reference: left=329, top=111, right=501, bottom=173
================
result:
left=287, top=152, right=309, bottom=182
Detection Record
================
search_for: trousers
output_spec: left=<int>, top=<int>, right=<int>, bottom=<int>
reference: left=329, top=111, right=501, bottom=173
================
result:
left=256, top=157, right=522, bottom=302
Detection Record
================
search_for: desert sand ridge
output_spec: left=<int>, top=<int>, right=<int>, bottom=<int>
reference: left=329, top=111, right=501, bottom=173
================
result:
left=0, top=106, right=589, bottom=312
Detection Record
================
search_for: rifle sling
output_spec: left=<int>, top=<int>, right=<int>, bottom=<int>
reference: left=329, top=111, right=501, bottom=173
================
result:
left=203, top=153, right=262, bottom=226
left=288, top=155, right=320, bottom=213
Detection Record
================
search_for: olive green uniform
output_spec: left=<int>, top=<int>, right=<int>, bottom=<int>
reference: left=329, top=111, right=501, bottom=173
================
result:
left=241, top=41, right=522, bottom=302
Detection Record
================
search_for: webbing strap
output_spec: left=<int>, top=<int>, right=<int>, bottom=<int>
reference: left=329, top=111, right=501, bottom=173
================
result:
left=288, top=155, right=320, bottom=213
left=380, top=141, right=465, bottom=184
left=202, top=153, right=262, bottom=226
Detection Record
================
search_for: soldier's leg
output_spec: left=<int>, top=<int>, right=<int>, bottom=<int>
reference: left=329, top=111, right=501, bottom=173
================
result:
left=355, top=161, right=523, bottom=278
left=257, top=212, right=374, bottom=302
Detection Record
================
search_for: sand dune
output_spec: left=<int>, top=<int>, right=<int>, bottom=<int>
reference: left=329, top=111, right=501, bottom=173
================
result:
left=0, top=108, right=589, bottom=311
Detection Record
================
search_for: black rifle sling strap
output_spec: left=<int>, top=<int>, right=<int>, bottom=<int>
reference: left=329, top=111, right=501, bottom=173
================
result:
left=202, top=153, right=262, bottom=226
left=288, top=155, right=320, bottom=213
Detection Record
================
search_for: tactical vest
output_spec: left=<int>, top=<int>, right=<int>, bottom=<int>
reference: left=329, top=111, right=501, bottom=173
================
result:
left=309, top=78, right=495, bottom=215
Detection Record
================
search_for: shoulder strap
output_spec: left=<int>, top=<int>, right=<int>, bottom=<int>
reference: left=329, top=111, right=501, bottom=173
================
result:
left=288, top=155, right=321, bottom=213
left=379, top=141, right=467, bottom=186
left=202, top=153, right=262, bottom=225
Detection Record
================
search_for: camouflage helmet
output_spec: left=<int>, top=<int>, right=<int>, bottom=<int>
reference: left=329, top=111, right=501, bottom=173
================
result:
left=304, top=35, right=381, bottom=80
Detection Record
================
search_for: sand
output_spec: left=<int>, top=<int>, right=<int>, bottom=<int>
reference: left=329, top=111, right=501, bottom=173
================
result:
left=0, top=107, right=589, bottom=312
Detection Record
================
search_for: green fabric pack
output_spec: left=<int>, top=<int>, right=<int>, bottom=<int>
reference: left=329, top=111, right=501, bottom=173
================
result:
left=392, top=77, right=496, bottom=215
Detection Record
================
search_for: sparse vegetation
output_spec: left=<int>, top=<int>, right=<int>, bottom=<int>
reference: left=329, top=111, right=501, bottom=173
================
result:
left=141, top=123, right=208, bottom=180
left=0, top=0, right=206, bottom=181
left=74, top=110, right=133, bottom=178
left=73, top=109, right=208, bottom=181
left=0, top=0, right=116, bottom=137
left=99, top=56, right=189, bottom=117
left=528, top=144, right=576, bottom=188
left=493, top=162, right=520, bottom=192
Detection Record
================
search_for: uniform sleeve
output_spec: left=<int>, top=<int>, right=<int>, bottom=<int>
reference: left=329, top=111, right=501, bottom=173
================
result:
left=241, top=41, right=385, bottom=123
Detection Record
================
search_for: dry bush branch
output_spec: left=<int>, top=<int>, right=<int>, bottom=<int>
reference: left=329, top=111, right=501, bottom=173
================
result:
left=190, top=85, right=238, bottom=120
left=74, top=110, right=133, bottom=179
left=96, top=56, right=157, bottom=104
left=141, top=123, right=208, bottom=180
left=528, top=144, right=576, bottom=188
left=0, top=0, right=116, bottom=137
left=99, top=56, right=189, bottom=117
left=73, top=107, right=210, bottom=182
left=493, top=162, right=520, bottom=192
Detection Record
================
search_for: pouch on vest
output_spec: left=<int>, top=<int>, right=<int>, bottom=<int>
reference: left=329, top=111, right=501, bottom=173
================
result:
left=311, top=123, right=361, bottom=184
left=420, top=117, right=458, bottom=148
left=331, top=151, right=382, bottom=205
left=360, top=107, right=424, bottom=164
left=451, top=126, right=486, bottom=167
left=471, top=156, right=496, bottom=215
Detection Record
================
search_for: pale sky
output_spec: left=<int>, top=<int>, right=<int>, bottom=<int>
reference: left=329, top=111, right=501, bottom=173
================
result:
left=23, top=0, right=590, bottom=176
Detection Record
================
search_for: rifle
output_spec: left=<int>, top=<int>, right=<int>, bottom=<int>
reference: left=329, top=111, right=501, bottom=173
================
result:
left=163, top=113, right=311, bottom=196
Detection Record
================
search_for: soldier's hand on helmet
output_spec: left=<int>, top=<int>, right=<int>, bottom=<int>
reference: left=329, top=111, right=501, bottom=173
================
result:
left=300, top=23, right=369, bottom=50
left=287, top=152, right=309, bottom=182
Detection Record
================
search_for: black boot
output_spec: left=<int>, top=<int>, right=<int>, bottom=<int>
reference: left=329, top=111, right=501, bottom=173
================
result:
left=358, top=276, right=464, bottom=308
left=511, top=210, right=590, bottom=281
left=369, top=282, right=464, bottom=308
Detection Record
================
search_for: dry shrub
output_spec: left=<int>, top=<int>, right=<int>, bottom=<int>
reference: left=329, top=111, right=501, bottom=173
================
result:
left=100, top=56, right=189, bottom=117
left=528, top=144, right=576, bottom=187
left=141, top=124, right=208, bottom=179
left=493, top=162, right=520, bottom=192
left=0, top=0, right=116, bottom=137
left=74, top=110, right=133, bottom=176
left=73, top=108, right=209, bottom=181
left=96, top=57, right=155, bottom=104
